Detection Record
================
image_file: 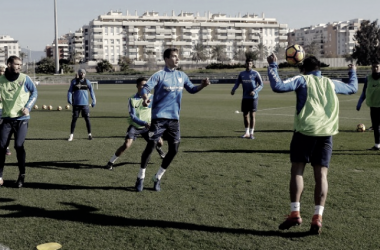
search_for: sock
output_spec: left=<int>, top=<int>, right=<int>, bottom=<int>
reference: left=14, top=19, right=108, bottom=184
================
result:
left=314, top=205, right=324, bottom=216
left=245, top=128, right=249, bottom=134
left=88, top=133, right=92, bottom=136
left=375, top=144, right=380, bottom=148
left=291, top=202, right=300, bottom=212
left=109, top=154, right=118, bottom=164
left=250, top=128, right=254, bottom=135
left=156, top=167, right=166, bottom=180
left=138, top=168, right=146, bottom=179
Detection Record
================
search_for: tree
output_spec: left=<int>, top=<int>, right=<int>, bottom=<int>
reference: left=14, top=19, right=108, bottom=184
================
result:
left=352, top=19, right=380, bottom=65
left=96, top=59, right=113, bottom=73
left=233, top=47, right=246, bottom=61
left=211, top=45, right=229, bottom=63
left=273, top=44, right=286, bottom=60
left=19, top=52, right=27, bottom=62
left=244, top=50, right=258, bottom=62
left=303, top=41, right=319, bottom=57
left=191, top=43, right=207, bottom=62
left=35, top=57, right=55, bottom=74
left=254, top=43, right=269, bottom=61
left=118, top=55, right=133, bottom=71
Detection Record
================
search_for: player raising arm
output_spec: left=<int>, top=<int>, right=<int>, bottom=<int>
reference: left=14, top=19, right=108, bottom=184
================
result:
left=267, top=53, right=357, bottom=234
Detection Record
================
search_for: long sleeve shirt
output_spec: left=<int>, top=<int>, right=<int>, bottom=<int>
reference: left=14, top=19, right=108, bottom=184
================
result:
left=67, top=78, right=96, bottom=106
left=231, top=70, right=263, bottom=99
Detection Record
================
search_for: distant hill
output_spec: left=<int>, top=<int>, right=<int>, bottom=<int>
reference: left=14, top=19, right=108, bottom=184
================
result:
left=20, top=48, right=45, bottom=62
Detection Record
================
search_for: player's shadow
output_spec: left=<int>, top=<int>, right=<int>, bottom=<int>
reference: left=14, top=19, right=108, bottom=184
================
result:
left=4, top=160, right=100, bottom=170
left=0, top=202, right=312, bottom=238
left=184, top=149, right=290, bottom=154
left=90, top=116, right=126, bottom=119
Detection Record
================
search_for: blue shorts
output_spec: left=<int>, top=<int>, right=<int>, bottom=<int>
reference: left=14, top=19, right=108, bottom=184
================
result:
left=72, top=105, right=90, bottom=118
left=241, top=98, right=258, bottom=113
left=290, top=132, right=333, bottom=168
left=148, top=119, right=180, bottom=143
left=125, top=125, right=149, bottom=141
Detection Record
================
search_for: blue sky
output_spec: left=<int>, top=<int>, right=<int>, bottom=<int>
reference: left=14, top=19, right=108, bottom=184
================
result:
left=1, top=0, right=378, bottom=52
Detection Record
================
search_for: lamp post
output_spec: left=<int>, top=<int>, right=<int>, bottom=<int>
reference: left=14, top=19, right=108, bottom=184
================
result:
left=54, top=0, right=59, bottom=74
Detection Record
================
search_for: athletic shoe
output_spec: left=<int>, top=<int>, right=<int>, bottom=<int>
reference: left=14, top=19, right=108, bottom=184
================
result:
left=249, top=134, right=255, bottom=140
left=309, top=215, right=322, bottom=235
left=0, top=177, right=3, bottom=186
left=156, top=146, right=166, bottom=159
left=88, top=134, right=93, bottom=140
left=5, top=148, right=11, bottom=156
left=105, top=162, right=113, bottom=170
left=135, top=178, right=144, bottom=192
left=240, top=134, right=250, bottom=138
left=15, top=174, right=25, bottom=188
left=279, top=212, right=302, bottom=230
left=68, top=134, right=73, bottom=141
left=367, top=146, right=380, bottom=151
left=152, top=175, right=161, bottom=191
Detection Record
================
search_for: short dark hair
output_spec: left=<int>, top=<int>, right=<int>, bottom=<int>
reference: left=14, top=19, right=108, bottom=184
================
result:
left=245, top=58, right=254, bottom=64
left=302, top=56, right=321, bottom=73
left=371, top=59, right=380, bottom=65
left=7, top=56, right=21, bottom=65
left=163, top=48, right=178, bottom=60
left=136, top=77, right=148, bottom=86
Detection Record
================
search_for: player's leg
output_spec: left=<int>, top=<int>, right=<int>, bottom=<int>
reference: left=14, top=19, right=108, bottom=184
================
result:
left=249, top=98, right=258, bottom=139
left=240, top=99, right=250, bottom=138
left=68, top=106, right=80, bottom=141
left=369, top=107, right=380, bottom=150
left=13, top=120, right=29, bottom=188
left=0, top=120, right=12, bottom=186
left=155, top=137, right=166, bottom=159
left=82, top=106, right=92, bottom=140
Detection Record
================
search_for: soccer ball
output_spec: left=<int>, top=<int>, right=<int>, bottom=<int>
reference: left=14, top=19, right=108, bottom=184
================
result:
left=42, top=105, right=47, bottom=110
left=65, top=104, right=70, bottom=110
left=286, top=44, right=305, bottom=65
left=33, top=104, right=38, bottom=110
left=57, top=106, right=62, bottom=111
left=356, top=123, right=366, bottom=132
left=48, top=105, right=53, bottom=110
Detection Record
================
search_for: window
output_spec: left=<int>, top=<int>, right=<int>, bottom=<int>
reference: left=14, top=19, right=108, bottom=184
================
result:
left=110, top=39, right=114, bottom=44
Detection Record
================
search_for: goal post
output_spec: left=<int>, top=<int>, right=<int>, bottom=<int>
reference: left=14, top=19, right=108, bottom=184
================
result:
left=91, top=81, right=99, bottom=90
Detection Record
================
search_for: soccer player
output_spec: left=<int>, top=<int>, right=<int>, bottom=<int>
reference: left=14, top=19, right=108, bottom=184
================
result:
left=136, top=48, right=210, bottom=192
left=231, top=58, right=263, bottom=139
left=0, top=56, right=38, bottom=187
left=356, top=59, right=380, bottom=150
left=105, top=77, right=166, bottom=175
left=267, top=54, right=357, bottom=234
left=0, top=65, right=11, bottom=156
left=67, top=69, right=96, bottom=141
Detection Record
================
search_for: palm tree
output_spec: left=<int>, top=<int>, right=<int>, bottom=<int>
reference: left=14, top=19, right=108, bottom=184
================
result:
left=211, top=45, right=229, bottom=63
left=273, top=44, right=286, bottom=60
left=254, top=43, right=269, bottom=61
left=191, top=43, right=207, bottom=63
left=19, top=51, right=28, bottom=62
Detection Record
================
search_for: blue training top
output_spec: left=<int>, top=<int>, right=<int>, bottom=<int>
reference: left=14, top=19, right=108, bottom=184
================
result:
left=267, top=62, right=358, bottom=114
left=232, top=69, right=263, bottom=99
left=67, top=78, right=96, bottom=106
left=141, top=66, right=202, bottom=120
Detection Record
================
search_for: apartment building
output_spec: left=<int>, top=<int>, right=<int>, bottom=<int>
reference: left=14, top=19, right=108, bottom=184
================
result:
left=0, top=35, right=20, bottom=65
left=81, top=10, right=288, bottom=65
left=288, top=19, right=362, bottom=57
left=45, top=38, right=70, bottom=61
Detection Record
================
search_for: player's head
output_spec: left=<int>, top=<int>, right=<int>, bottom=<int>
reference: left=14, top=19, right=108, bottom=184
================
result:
left=7, top=56, right=22, bottom=74
left=371, top=59, right=380, bottom=74
left=245, top=59, right=254, bottom=71
left=302, top=56, right=321, bottom=73
left=163, top=48, right=179, bottom=68
left=0, top=64, right=6, bottom=76
left=136, top=77, right=148, bottom=93
left=78, top=69, right=86, bottom=79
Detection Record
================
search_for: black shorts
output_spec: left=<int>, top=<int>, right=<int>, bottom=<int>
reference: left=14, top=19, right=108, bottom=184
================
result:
left=72, top=105, right=90, bottom=118
left=148, top=119, right=180, bottom=143
left=241, top=98, right=258, bottom=113
left=125, top=125, right=149, bottom=141
left=290, top=132, right=333, bottom=168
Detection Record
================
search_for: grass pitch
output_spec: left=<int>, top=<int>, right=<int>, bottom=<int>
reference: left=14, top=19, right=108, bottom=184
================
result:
left=0, top=83, right=379, bottom=250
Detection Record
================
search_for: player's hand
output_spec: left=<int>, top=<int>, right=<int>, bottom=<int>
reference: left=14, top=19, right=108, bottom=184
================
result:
left=22, top=107, right=30, bottom=116
left=231, top=90, right=235, bottom=95
left=348, top=64, right=356, bottom=71
left=142, top=98, right=151, bottom=107
left=356, top=103, right=361, bottom=111
left=201, top=78, right=211, bottom=87
left=91, top=102, right=95, bottom=108
left=144, top=123, right=150, bottom=129
left=250, top=91, right=255, bottom=96
left=267, top=53, right=277, bottom=64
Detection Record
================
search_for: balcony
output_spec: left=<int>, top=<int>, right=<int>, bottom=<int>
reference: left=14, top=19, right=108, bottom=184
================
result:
left=93, top=28, right=102, bottom=33
left=94, top=34, right=103, bottom=39
left=144, top=35, right=156, bottom=40
left=156, top=29, right=172, bottom=34
left=227, top=35, right=235, bottom=40
left=165, top=41, right=192, bottom=46
left=217, top=35, right=227, bottom=40
left=128, top=28, right=139, bottom=33
left=182, top=35, right=192, bottom=40
left=216, top=29, right=227, bottom=33
left=144, top=28, right=155, bottom=32
left=94, top=41, right=102, bottom=46
left=128, top=48, right=139, bottom=53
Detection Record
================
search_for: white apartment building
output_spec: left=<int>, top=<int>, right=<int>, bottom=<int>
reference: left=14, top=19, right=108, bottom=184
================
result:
left=288, top=19, right=362, bottom=57
left=83, top=10, right=288, bottom=65
left=0, top=35, right=20, bottom=65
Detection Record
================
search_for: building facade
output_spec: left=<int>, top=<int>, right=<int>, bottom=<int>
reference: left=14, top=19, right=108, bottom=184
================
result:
left=45, top=38, right=70, bottom=61
left=0, top=35, right=20, bottom=65
left=288, top=19, right=362, bottom=57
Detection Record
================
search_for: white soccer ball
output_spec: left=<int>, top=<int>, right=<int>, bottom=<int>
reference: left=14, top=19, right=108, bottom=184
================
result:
left=48, top=105, right=53, bottom=110
left=57, top=106, right=62, bottom=111
left=65, top=104, right=70, bottom=110
left=235, top=110, right=240, bottom=114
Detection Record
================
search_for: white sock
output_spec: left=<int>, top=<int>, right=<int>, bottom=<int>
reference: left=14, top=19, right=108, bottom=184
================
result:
left=109, top=154, right=118, bottom=164
left=245, top=128, right=249, bottom=134
left=138, top=168, right=146, bottom=179
left=375, top=144, right=380, bottom=148
left=250, top=128, right=254, bottom=134
left=88, top=133, right=92, bottom=136
left=156, top=167, right=166, bottom=180
left=291, top=202, right=300, bottom=212
left=314, top=205, right=324, bottom=216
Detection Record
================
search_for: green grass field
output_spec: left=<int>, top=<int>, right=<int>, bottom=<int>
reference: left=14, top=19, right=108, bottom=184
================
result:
left=0, top=83, right=379, bottom=250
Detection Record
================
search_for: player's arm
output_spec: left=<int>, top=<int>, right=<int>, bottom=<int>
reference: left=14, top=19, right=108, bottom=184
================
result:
left=87, top=80, right=96, bottom=107
left=67, top=79, right=75, bottom=104
left=141, top=74, right=159, bottom=106
left=231, top=74, right=241, bottom=95
left=183, top=74, right=210, bottom=94
left=128, top=97, right=148, bottom=127
left=333, top=65, right=358, bottom=95
left=23, top=76, right=38, bottom=115
left=356, top=77, right=367, bottom=111
left=252, top=72, right=264, bottom=95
